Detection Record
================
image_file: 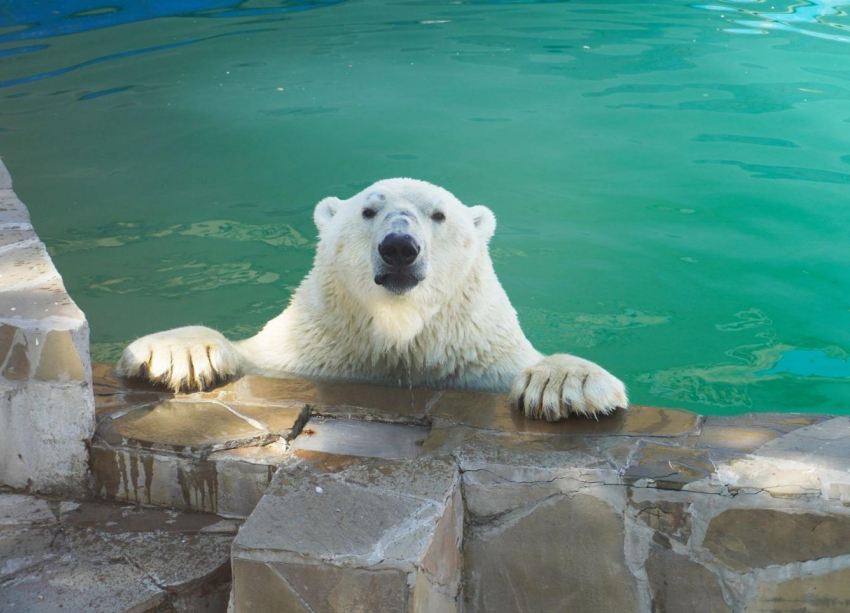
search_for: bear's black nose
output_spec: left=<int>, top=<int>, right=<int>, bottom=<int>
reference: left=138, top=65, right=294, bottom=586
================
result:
left=378, top=233, right=420, bottom=267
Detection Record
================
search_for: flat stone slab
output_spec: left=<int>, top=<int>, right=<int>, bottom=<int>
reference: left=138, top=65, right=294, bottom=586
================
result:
left=430, top=392, right=702, bottom=437
left=0, top=492, right=237, bottom=613
left=91, top=364, right=310, bottom=516
left=212, top=374, right=438, bottom=423
left=289, top=417, right=430, bottom=460
left=745, top=568, right=850, bottom=613
left=703, top=508, right=850, bottom=572
left=232, top=455, right=461, bottom=613
left=93, top=364, right=308, bottom=454
left=102, top=399, right=276, bottom=451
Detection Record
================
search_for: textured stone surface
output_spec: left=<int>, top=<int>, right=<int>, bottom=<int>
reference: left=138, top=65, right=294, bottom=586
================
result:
left=717, top=455, right=823, bottom=498
left=632, top=499, right=693, bottom=544
left=704, top=509, right=850, bottom=571
left=104, top=400, right=270, bottom=450
left=465, top=493, right=638, bottom=613
left=232, top=559, right=414, bottom=613
left=214, top=374, right=437, bottom=423
left=412, top=570, right=459, bottom=613
left=0, top=222, right=36, bottom=249
left=1, top=383, right=94, bottom=494
left=94, top=365, right=850, bottom=613
left=0, top=493, right=236, bottom=613
left=0, top=492, right=65, bottom=525
left=745, top=569, right=850, bottom=613
left=227, top=402, right=306, bottom=435
left=0, top=240, right=55, bottom=288
left=0, top=527, right=59, bottom=581
left=232, top=558, right=313, bottom=613
left=645, top=547, right=730, bottom=613
left=89, top=444, right=281, bottom=517
left=90, top=365, right=308, bottom=515
left=34, top=329, right=87, bottom=381
left=289, top=416, right=429, bottom=460
left=1, top=556, right=168, bottom=613
left=754, top=417, right=850, bottom=469
left=622, top=441, right=715, bottom=489
left=0, top=188, right=31, bottom=223
left=430, top=391, right=701, bottom=436
left=697, top=414, right=829, bottom=453
left=236, top=460, right=453, bottom=564
left=0, top=160, right=94, bottom=495
left=268, top=562, right=408, bottom=613
left=232, top=455, right=460, bottom=612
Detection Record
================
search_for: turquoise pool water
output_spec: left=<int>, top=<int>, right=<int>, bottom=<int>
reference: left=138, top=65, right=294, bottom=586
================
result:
left=1, top=0, right=848, bottom=415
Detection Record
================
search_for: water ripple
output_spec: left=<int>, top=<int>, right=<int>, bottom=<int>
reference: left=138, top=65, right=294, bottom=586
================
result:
left=0, top=28, right=276, bottom=89
left=694, top=0, right=850, bottom=45
left=0, top=0, right=345, bottom=44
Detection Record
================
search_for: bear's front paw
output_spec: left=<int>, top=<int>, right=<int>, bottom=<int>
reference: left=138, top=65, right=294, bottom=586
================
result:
left=116, top=326, right=241, bottom=393
left=510, top=354, right=628, bottom=420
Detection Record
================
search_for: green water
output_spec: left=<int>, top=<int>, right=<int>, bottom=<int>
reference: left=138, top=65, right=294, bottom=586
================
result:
left=1, top=0, right=849, bottom=415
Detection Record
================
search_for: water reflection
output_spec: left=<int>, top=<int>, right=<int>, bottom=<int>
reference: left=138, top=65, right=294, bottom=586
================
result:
left=88, top=260, right=283, bottom=296
left=0, top=0, right=345, bottom=45
left=0, top=28, right=273, bottom=89
left=758, top=349, right=850, bottom=378
left=0, top=0, right=345, bottom=88
left=641, top=310, right=850, bottom=409
left=518, top=307, right=671, bottom=352
left=46, top=218, right=313, bottom=256
left=588, top=81, right=850, bottom=114
left=695, top=159, right=850, bottom=184
left=694, top=0, right=850, bottom=43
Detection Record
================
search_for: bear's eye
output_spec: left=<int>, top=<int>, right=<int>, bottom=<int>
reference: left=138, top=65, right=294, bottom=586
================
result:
left=362, top=208, right=377, bottom=219
left=431, top=212, right=445, bottom=222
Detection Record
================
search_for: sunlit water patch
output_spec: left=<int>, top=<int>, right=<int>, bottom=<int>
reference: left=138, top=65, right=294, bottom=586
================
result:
left=695, top=0, right=850, bottom=41
left=1, top=0, right=849, bottom=415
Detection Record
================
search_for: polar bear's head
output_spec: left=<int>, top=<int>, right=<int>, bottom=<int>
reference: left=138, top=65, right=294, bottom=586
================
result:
left=312, top=178, right=496, bottom=345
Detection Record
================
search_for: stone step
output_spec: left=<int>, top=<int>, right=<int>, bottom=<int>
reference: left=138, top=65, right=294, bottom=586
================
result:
left=0, top=492, right=238, bottom=612
left=89, top=364, right=438, bottom=517
left=231, top=455, right=462, bottom=613
left=91, top=364, right=308, bottom=517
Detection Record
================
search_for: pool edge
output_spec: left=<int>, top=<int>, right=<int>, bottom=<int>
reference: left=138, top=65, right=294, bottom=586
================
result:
left=0, top=158, right=95, bottom=495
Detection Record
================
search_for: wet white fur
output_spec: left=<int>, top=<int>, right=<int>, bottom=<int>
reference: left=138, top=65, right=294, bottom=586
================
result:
left=117, top=178, right=627, bottom=419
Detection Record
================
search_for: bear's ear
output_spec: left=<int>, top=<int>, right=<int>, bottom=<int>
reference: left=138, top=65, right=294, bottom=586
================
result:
left=314, top=196, right=342, bottom=231
left=470, top=205, right=496, bottom=242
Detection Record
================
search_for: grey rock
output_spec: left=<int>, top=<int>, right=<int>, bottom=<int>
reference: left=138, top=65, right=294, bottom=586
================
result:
left=745, top=568, right=850, bottom=613
left=0, top=556, right=167, bottom=613
left=465, top=493, right=639, bottom=613
left=0, top=493, right=237, bottom=613
left=645, top=546, right=730, bottom=613
left=704, top=509, right=850, bottom=571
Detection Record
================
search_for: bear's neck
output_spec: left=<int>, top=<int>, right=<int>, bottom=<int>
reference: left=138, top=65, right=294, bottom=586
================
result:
left=294, top=252, right=527, bottom=386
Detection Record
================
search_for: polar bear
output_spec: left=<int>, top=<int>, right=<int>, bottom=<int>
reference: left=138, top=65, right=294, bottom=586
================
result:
left=117, top=178, right=627, bottom=420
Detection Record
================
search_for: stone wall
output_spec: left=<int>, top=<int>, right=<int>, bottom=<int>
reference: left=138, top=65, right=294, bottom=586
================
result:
left=89, top=368, right=850, bottom=613
left=0, top=159, right=95, bottom=494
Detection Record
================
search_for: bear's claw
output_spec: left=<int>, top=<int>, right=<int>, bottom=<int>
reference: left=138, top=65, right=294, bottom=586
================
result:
left=510, top=354, right=628, bottom=420
left=116, top=326, right=241, bottom=393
